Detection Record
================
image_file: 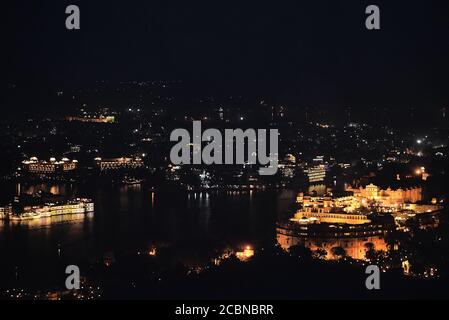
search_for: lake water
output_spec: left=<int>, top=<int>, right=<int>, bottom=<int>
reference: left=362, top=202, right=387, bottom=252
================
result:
left=0, top=182, right=296, bottom=287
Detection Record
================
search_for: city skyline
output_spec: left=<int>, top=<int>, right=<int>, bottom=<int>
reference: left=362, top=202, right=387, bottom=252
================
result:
left=1, top=0, right=449, bottom=305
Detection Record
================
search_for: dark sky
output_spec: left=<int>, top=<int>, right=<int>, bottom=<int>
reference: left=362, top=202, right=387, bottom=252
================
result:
left=2, top=0, right=449, bottom=108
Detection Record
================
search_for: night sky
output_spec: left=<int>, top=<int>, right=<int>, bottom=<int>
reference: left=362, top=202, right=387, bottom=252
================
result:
left=2, top=0, right=449, bottom=109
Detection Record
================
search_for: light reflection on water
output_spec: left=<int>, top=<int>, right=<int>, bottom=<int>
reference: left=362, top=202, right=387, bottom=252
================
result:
left=0, top=213, right=93, bottom=230
left=0, top=181, right=398, bottom=266
left=0, top=182, right=296, bottom=268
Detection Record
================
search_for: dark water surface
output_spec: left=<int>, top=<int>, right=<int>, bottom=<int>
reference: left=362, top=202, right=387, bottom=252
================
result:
left=0, top=182, right=296, bottom=287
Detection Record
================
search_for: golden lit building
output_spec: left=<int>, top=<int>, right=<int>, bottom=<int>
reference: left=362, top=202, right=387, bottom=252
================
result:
left=304, top=165, right=326, bottom=183
left=22, top=157, right=78, bottom=174
left=291, top=208, right=371, bottom=225
left=0, top=205, right=13, bottom=219
left=95, top=157, right=144, bottom=171
left=296, top=193, right=355, bottom=209
left=277, top=231, right=387, bottom=260
left=294, top=193, right=370, bottom=225
left=1, top=198, right=94, bottom=221
left=66, top=115, right=115, bottom=123
left=347, top=183, right=422, bottom=207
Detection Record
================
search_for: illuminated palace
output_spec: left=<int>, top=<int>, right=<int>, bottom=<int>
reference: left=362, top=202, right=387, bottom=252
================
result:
left=291, top=193, right=371, bottom=225
left=290, top=181, right=437, bottom=226
left=278, top=192, right=390, bottom=260
left=346, top=183, right=422, bottom=209
left=22, top=157, right=78, bottom=174
left=94, top=157, right=144, bottom=171
left=277, top=230, right=388, bottom=260
left=0, top=198, right=94, bottom=221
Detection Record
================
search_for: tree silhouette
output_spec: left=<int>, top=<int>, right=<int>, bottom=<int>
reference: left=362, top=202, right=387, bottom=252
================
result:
left=331, top=246, right=346, bottom=260
left=364, top=242, right=377, bottom=261
left=313, top=248, right=328, bottom=260
left=288, top=245, right=313, bottom=261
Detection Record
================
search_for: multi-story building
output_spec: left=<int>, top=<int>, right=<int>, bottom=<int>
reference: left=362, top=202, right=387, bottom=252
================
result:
left=293, top=192, right=370, bottom=225
left=94, top=157, right=144, bottom=171
left=290, top=208, right=371, bottom=225
left=0, top=205, right=13, bottom=219
left=276, top=230, right=387, bottom=260
left=296, top=192, right=355, bottom=209
left=347, top=183, right=422, bottom=208
left=66, top=115, right=115, bottom=123
left=22, top=157, right=78, bottom=174
left=0, top=199, right=94, bottom=221
left=304, top=164, right=326, bottom=183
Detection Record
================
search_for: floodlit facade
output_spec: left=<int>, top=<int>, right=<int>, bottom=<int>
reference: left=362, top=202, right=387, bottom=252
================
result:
left=22, top=157, right=78, bottom=174
left=66, top=115, right=115, bottom=123
left=304, top=164, right=326, bottom=183
left=347, top=183, right=423, bottom=207
left=291, top=208, right=371, bottom=225
left=0, top=198, right=94, bottom=221
left=293, top=192, right=370, bottom=225
left=95, top=157, right=144, bottom=171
